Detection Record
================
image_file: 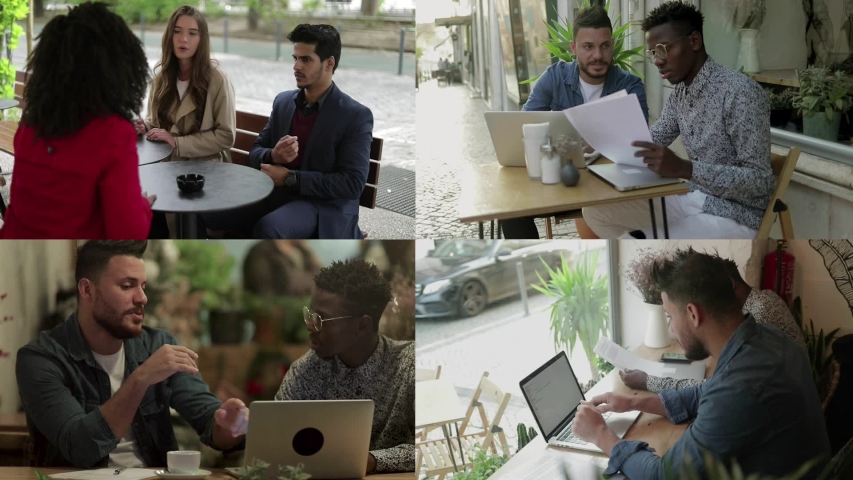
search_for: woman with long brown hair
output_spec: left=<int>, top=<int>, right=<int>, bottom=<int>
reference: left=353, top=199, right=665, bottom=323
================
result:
left=135, top=5, right=236, bottom=237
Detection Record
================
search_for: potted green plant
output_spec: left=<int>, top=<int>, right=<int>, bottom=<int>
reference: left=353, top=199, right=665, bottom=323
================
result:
left=452, top=444, right=509, bottom=480
left=790, top=296, right=841, bottom=410
left=533, top=248, right=610, bottom=382
left=767, top=87, right=795, bottom=127
left=522, top=0, right=645, bottom=84
left=792, top=67, right=853, bottom=141
left=624, top=247, right=673, bottom=349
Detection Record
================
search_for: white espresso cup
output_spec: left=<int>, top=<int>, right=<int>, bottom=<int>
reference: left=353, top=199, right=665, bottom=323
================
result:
left=167, top=450, right=201, bottom=474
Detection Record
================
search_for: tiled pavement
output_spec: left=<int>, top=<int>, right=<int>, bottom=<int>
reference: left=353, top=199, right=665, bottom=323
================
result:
left=416, top=80, right=579, bottom=239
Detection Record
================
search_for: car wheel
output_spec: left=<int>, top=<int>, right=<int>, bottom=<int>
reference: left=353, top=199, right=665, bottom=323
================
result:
left=458, top=281, right=487, bottom=317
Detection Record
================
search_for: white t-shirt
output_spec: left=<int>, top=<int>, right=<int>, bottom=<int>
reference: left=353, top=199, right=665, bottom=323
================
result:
left=177, top=79, right=189, bottom=100
left=579, top=77, right=605, bottom=103
left=92, top=344, right=146, bottom=468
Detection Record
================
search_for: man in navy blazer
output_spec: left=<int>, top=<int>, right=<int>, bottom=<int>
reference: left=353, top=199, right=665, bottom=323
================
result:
left=206, top=24, right=372, bottom=239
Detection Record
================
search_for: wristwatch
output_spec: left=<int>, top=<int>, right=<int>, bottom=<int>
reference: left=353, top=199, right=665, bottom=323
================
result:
left=284, top=170, right=298, bottom=188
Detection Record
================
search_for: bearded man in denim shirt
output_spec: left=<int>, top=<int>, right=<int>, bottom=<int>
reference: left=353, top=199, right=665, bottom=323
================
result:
left=16, top=241, right=249, bottom=468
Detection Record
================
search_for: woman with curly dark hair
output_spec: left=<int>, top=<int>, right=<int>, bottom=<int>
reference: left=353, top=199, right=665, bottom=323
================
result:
left=0, top=1, right=154, bottom=239
left=136, top=5, right=236, bottom=238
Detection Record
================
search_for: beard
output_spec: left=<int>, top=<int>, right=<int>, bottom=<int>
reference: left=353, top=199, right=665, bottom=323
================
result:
left=578, top=59, right=610, bottom=80
left=681, top=331, right=710, bottom=361
left=93, top=300, right=144, bottom=340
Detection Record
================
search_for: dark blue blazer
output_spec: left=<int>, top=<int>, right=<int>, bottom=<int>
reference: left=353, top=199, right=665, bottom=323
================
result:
left=249, top=83, right=373, bottom=239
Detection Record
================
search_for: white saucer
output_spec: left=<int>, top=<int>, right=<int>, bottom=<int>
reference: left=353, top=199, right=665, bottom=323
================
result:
left=154, top=469, right=211, bottom=479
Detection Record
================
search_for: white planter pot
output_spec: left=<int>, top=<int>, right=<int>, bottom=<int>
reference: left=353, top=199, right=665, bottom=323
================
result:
left=644, top=303, right=671, bottom=349
left=737, top=29, right=761, bottom=74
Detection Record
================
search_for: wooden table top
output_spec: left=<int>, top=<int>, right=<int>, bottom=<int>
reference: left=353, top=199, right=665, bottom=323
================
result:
left=415, top=379, right=467, bottom=429
left=458, top=159, right=690, bottom=223
left=0, top=412, right=27, bottom=434
left=0, top=467, right=415, bottom=479
left=489, top=343, right=716, bottom=479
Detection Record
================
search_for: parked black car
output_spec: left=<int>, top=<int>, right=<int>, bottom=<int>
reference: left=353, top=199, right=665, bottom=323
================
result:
left=415, top=240, right=566, bottom=318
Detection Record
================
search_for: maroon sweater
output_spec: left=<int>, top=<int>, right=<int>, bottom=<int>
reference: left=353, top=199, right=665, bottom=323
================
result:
left=288, top=106, right=319, bottom=170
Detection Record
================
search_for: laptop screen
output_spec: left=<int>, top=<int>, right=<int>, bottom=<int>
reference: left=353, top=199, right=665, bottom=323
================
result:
left=520, top=353, right=584, bottom=438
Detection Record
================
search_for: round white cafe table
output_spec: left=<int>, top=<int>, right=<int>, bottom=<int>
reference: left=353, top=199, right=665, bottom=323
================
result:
left=139, top=160, right=274, bottom=239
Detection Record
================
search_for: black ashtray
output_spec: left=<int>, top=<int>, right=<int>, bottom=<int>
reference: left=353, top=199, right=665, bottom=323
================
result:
left=177, top=174, right=205, bottom=193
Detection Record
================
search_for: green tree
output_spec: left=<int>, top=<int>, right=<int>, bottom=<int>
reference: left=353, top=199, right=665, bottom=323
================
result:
left=0, top=0, right=28, bottom=99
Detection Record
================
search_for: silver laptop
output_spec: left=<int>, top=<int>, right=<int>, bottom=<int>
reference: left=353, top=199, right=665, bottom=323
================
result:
left=519, top=351, right=641, bottom=453
left=588, top=163, right=682, bottom=192
left=484, top=111, right=578, bottom=167
left=227, top=400, right=374, bottom=479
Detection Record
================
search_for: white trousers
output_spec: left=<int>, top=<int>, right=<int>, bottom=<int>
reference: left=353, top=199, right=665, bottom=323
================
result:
left=582, top=191, right=758, bottom=239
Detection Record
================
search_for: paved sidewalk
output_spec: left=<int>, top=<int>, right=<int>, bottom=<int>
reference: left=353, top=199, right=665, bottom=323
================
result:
left=416, top=80, right=579, bottom=239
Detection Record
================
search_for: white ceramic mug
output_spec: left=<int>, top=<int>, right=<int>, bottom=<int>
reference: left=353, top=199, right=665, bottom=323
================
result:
left=167, top=450, right=201, bottom=474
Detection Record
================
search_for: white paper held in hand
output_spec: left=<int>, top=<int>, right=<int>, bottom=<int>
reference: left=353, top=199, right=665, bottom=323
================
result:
left=562, top=90, right=652, bottom=168
left=593, top=336, right=664, bottom=375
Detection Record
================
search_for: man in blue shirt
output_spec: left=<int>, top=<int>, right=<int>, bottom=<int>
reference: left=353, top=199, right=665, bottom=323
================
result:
left=571, top=248, right=830, bottom=479
left=501, top=5, right=649, bottom=239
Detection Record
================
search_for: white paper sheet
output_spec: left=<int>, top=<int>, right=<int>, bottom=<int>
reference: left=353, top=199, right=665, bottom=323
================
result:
left=563, top=90, right=653, bottom=167
left=49, top=468, right=157, bottom=480
left=593, top=336, right=706, bottom=381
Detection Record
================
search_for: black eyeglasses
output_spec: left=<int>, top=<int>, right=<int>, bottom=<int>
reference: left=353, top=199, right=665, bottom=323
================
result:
left=644, top=33, right=693, bottom=61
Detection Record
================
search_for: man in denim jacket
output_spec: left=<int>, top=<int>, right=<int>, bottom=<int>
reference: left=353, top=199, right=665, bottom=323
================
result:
left=501, top=5, right=649, bottom=239
left=16, top=241, right=249, bottom=468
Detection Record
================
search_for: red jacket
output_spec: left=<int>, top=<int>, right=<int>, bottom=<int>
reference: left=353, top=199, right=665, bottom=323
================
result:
left=0, top=115, right=152, bottom=239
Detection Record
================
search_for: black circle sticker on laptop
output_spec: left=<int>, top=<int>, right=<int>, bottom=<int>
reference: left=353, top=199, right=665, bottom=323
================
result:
left=293, top=428, right=324, bottom=456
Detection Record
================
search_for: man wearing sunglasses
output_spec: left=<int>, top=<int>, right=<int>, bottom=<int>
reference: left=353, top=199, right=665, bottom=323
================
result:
left=578, top=2, right=774, bottom=240
left=501, top=5, right=649, bottom=239
left=275, top=259, right=415, bottom=475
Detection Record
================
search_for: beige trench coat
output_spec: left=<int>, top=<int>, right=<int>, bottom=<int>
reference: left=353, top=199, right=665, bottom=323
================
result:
left=145, top=66, right=236, bottom=163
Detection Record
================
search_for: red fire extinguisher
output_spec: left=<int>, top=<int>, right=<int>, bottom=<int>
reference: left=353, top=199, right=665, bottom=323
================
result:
left=762, top=241, right=795, bottom=305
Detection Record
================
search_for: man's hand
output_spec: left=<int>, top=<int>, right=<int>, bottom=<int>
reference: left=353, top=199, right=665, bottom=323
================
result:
left=260, top=164, right=290, bottom=186
left=271, top=135, right=299, bottom=164
left=632, top=141, right=692, bottom=179
left=589, top=392, right=635, bottom=414
left=620, top=369, right=649, bottom=391
left=130, top=345, right=198, bottom=387
left=146, top=128, right=177, bottom=150
left=572, top=402, right=610, bottom=443
left=366, top=453, right=377, bottom=474
left=214, top=398, right=249, bottom=437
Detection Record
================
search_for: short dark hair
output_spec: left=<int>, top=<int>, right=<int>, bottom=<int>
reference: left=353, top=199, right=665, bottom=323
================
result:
left=642, top=1, right=704, bottom=37
left=573, top=5, right=612, bottom=37
left=651, top=248, right=741, bottom=319
left=23, top=2, right=150, bottom=139
left=75, top=241, right=148, bottom=286
left=314, top=259, right=392, bottom=327
left=721, top=257, right=746, bottom=285
left=287, top=24, right=342, bottom=73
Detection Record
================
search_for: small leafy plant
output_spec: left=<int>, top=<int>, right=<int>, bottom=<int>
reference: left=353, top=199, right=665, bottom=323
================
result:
left=452, top=444, right=509, bottom=480
left=791, top=297, right=840, bottom=389
left=234, top=458, right=312, bottom=480
left=767, top=87, right=795, bottom=110
left=792, top=67, right=853, bottom=122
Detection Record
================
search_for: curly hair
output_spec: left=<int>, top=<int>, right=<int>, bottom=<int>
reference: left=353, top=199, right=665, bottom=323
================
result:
left=151, top=5, right=215, bottom=134
left=22, top=2, right=149, bottom=139
left=287, top=24, right=342, bottom=73
left=650, top=247, right=741, bottom=319
left=641, top=1, right=705, bottom=37
left=75, top=240, right=148, bottom=286
left=314, top=259, right=392, bottom=323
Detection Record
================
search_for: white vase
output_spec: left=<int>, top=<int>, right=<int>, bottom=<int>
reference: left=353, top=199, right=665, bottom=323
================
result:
left=737, top=29, right=761, bottom=74
left=644, top=303, right=671, bottom=349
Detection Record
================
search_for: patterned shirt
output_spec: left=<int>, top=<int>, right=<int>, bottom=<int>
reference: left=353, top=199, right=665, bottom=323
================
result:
left=646, top=288, right=808, bottom=392
left=651, top=57, right=774, bottom=230
left=275, top=335, right=415, bottom=473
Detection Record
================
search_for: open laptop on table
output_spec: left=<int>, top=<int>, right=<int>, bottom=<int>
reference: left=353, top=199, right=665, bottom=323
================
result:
left=519, top=351, right=641, bottom=453
left=226, top=400, right=374, bottom=479
left=484, top=111, right=577, bottom=167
